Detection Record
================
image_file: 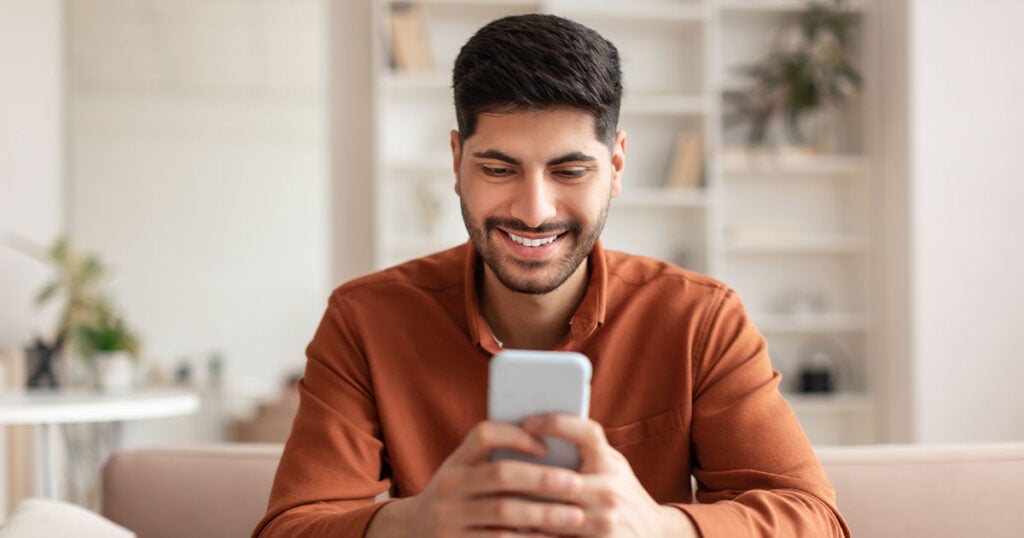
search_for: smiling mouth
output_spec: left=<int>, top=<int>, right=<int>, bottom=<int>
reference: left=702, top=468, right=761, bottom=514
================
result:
left=505, top=230, right=563, bottom=247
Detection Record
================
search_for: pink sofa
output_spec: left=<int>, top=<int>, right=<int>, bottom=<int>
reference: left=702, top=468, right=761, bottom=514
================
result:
left=101, top=442, right=1024, bottom=537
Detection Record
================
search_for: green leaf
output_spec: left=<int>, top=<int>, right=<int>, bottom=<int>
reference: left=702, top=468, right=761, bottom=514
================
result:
left=34, top=281, right=61, bottom=306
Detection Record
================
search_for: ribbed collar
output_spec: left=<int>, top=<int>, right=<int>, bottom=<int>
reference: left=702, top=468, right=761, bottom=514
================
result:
left=464, top=240, right=608, bottom=355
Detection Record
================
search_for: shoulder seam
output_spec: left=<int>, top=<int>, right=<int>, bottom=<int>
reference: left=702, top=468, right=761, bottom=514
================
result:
left=692, top=285, right=733, bottom=387
left=606, top=265, right=728, bottom=292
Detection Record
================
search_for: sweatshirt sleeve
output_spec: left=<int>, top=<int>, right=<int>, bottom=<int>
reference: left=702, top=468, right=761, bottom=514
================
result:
left=252, top=293, right=396, bottom=537
left=672, top=288, right=850, bottom=537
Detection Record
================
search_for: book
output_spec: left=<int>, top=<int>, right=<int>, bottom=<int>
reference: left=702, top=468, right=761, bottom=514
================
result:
left=388, top=3, right=434, bottom=72
left=665, top=133, right=704, bottom=189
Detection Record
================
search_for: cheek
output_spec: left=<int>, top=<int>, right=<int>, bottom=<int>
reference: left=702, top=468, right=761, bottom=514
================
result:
left=573, top=187, right=611, bottom=217
left=460, top=180, right=509, bottom=214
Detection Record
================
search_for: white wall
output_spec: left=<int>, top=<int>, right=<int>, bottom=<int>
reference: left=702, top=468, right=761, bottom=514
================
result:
left=0, top=0, right=65, bottom=518
left=0, top=0, right=64, bottom=356
left=910, top=1, right=1024, bottom=442
left=68, top=1, right=331, bottom=395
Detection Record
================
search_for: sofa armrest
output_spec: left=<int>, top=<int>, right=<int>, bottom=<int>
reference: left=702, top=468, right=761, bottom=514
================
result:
left=102, top=444, right=282, bottom=538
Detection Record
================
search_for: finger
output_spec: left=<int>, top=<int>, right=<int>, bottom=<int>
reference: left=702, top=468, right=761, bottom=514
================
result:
left=450, top=420, right=548, bottom=465
left=460, top=495, right=585, bottom=534
left=571, top=473, right=625, bottom=513
left=459, top=460, right=583, bottom=501
left=521, top=415, right=610, bottom=471
left=462, top=530, right=564, bottom=538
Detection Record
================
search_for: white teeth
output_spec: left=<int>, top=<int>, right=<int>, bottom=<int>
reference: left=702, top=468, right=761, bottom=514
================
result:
left=507, top=231, right=558, bottom=247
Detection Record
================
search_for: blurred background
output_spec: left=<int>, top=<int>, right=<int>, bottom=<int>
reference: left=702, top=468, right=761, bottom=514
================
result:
left=1, top=0, right=1022, bottom=519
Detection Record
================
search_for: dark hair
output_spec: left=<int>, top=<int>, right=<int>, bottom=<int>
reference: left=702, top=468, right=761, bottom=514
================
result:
left=452, top=14, right=622, bottom=148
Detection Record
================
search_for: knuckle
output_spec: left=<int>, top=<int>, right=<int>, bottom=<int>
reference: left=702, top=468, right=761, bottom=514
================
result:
left=596, top=485, right=619, bottom=508
left=492, top=497, right=515, bottom=521
left=489, top=461, right=516, bottom=485
left=539, top=470, right=559, bottom=491
left=591, top=510, right=616, bottom=533
left=542, top=505, right=572, bottom=527
left=470, top=422, right=493, bottom=444
left=540, top=469, right=573, bottom=493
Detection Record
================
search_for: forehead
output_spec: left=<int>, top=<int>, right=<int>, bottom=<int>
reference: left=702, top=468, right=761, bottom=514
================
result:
left=466, top=107, right=605, bottom=157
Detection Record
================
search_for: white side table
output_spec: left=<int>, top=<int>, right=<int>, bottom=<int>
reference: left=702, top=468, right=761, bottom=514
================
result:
left=0, top=388, right=200, bottom=500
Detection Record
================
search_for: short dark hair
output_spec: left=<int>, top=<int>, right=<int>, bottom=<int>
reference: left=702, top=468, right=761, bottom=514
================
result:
left=452, top=14, right=623, bottom=148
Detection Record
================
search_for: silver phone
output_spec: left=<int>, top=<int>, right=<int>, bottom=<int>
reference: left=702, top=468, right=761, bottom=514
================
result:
left=487, top=350, right=592, bottom=470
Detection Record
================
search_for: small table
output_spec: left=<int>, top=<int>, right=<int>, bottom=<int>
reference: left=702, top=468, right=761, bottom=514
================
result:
left=0, top=388, right=200, bottom=499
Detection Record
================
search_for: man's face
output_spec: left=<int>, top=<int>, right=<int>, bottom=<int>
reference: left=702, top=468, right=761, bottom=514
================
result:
left=451, top=107, right=625, bottom=295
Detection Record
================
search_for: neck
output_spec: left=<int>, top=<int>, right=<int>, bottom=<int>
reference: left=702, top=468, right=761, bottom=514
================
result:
left=480, top=261, right=590, bottom=350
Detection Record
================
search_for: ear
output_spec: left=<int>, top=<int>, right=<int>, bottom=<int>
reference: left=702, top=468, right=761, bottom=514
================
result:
left=450, top=129, right=462, bottom=196
left=610, top=130, right=626, bottom=198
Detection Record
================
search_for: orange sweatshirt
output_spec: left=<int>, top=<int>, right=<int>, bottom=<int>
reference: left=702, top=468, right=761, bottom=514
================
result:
left=254, top=241, right=849, bottom=537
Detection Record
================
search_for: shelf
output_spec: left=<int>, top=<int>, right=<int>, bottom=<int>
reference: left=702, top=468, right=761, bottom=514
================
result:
left=723, top=235, right=867, bottom=254
left=380, top=0, right=540, bottom=7
left=616, top=187, right=708, bottom=208
left=719, top=0, right=867, bottom=14
left=753, top=313, right=868, bottom=334
left=719, top=150, right=867, bottom=177
left=783, top=392, right=872, bottom=414
left=622, top=94, right=707, bottom=116
left=549, top=1, right=707, bottom=22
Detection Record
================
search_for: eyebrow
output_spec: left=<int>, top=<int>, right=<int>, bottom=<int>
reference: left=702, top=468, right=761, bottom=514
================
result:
left=472, top=150, right=597, bottom=167
left=547, top=152, right=597, bottom=166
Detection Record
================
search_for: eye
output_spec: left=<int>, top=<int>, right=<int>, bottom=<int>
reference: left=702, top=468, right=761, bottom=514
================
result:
left=554, top=167, right=590, bottom=180
left=482, top=165, right=514, bottom=177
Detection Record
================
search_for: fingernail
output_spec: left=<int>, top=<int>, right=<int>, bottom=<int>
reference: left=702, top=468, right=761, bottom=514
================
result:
left=522, top=416, right=540, bottom=429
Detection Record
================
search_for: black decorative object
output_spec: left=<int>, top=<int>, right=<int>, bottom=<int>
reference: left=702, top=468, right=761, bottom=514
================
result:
left=175, top=359, right=193, bottom=386
left=799, top=358, right=835, bottom=393
left=25, top=333, right=64, bottom=388
left=797, top=336, right=846, bottom=394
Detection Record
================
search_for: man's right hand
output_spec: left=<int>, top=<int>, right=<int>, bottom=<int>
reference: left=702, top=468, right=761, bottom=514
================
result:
left=366, top=420, right=587, bottom=537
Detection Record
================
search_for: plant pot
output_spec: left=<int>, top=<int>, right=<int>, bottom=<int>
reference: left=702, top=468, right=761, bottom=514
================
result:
left=95, top=351, right=135, bottom=393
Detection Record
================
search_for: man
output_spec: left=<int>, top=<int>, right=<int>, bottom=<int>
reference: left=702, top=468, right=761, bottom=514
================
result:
left=254, top=14, right=849, bottom=537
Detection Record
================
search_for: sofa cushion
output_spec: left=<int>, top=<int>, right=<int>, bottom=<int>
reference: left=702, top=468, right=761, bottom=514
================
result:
left=817, top=443, right=1024, bottom=538
left=101, top=442, right=1024, bottom=538
left=102, top=443, right=281, bottom=538
left=0, top=498, right=134, bottom=538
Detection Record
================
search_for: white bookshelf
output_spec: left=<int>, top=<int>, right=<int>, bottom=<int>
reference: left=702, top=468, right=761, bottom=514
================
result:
left=722, top=236, right=869, bottom=255
left=719, top=152, right=869, bottom=177
left=615, top=187, right=709, bottom=209
left=719, top=0, right=868, bottom=13
left=369, top=0, right=879, bottom=444
left=754, top=313, right=869, bottom=334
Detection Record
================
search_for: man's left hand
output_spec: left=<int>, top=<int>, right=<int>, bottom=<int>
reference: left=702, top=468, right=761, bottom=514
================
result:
left=521, top=414, right=698, bottom=538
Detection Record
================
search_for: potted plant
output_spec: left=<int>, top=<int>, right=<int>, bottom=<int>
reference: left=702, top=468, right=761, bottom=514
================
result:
left=77, top=304, right=140, bottom=392
left=7, top=235, right=142, bottom=390
left=723, top=0, right=862, bottom=151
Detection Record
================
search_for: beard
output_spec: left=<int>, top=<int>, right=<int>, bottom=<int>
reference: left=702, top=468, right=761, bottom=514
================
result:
left=460, top=198, right=609, bottom=295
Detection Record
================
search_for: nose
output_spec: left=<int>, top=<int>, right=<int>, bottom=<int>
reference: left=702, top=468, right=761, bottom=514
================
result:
left=509, top=171, right=558, bottom=229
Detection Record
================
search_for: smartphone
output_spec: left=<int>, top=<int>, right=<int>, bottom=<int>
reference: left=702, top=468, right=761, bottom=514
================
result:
left=487, top=350, right=592, bottom=470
